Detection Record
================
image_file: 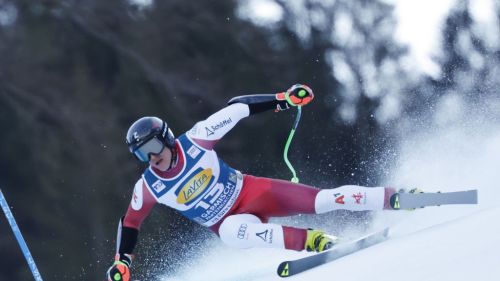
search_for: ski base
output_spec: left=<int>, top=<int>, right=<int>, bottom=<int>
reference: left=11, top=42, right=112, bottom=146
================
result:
left=391, top=190, right=478, bottom=210
left=277, top=228, right=390, bottom=278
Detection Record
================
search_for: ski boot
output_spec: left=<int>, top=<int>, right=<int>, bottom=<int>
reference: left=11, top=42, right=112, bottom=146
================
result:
left=390, top=188, right=424, bottom=210
left=305, top=229, right=338, bottom=252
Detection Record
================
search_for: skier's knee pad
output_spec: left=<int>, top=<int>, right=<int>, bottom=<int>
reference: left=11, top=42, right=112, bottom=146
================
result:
left=219, top=214, right=286, bottom=249
left=219, top=214, right=262, bottom=249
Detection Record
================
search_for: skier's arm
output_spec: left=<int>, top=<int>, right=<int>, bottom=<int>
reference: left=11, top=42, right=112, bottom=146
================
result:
left=119, top=179, right=156, bottom=255
left=188, top=84, right=314, bottom=150
left=228, top=84, right=314, bottom=114
left=107, top=179, right=156, bottom=281
left=187, top=102, right=250, bottom=149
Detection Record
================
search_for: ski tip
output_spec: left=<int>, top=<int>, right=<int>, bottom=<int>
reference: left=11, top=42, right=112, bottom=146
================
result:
left=277, top=261, right=291, bottom=278
left=470, top=189, right=478, bottom=204
left=460, top=189, right=479, bottom=204
left=368, top=227, right=391, bottom=240
left=383, top=227, right=391, bottom=237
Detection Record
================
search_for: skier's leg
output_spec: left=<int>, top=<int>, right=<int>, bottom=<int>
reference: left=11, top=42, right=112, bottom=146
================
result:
left=218, top=213, right=308, bottom=251
left=216, top=176, right=395, bottom=251
left=235, top=175, right=395, bottom=217
left=232, top=175, right=319, bottom=218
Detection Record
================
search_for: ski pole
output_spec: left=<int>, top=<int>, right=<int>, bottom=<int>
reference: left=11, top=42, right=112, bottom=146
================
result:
left=0, top=189, right=43, bottom=281
left=283, top=105, right=302, bottom=183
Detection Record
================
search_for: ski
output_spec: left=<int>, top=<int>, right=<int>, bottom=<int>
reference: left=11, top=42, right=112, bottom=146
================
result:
left=391, top=190, right=478, bottom=210
left=277, top=228, right=390, bottom=278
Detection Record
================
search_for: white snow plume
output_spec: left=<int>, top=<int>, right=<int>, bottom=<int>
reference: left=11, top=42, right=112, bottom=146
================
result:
left=372, top=96, right=500, bottom=235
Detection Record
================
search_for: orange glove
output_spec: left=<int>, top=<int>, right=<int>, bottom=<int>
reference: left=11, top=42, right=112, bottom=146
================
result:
left=106, top=254, right=131, bottom=281
left=279, top=84, right=314, bottom=107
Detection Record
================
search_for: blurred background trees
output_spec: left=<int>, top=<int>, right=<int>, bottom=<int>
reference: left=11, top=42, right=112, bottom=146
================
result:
left=0, top=0, right=498, bottom=279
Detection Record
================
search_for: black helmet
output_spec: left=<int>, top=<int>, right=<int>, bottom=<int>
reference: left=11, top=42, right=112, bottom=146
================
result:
left=126, top=116, right=176, bottom=162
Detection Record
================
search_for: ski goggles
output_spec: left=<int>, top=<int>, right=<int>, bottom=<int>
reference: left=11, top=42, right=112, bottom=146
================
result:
left=131, top=136, right=166, bottom=162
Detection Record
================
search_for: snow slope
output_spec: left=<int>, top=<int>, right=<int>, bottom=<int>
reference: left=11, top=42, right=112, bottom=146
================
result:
left=303, top=207, right=500, bottom=281
left=162, top=206, right=499, bottom=281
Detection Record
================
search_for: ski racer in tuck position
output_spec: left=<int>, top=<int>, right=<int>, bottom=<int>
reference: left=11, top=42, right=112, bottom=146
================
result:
left=106, top=84, right=403, bottom=281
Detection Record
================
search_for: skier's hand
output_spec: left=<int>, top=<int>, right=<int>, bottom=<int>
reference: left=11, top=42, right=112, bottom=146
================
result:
left=284, top=84, right=314, bottom=106
left=106, top=254, right=132, bottom=281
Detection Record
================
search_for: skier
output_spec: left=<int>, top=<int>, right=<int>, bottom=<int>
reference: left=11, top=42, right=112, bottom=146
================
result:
left=106, top=84, right=399, bottom=281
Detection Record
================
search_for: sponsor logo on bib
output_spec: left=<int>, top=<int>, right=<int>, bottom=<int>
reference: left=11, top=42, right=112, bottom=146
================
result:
left=177, top=168, right=213, bottom=204
left=187, top=145, right=201, bottom=159
left=152, top=180, right=167, bottom=193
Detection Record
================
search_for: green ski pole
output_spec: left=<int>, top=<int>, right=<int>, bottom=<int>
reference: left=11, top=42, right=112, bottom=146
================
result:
left=283, top=106, right=302, bottom=183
